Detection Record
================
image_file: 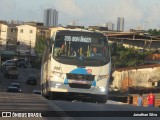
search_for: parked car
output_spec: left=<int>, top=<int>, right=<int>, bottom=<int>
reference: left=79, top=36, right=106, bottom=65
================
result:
left=4, top=66, right=19, bottom=79
left=7, top=86, right=21, bottom=93
left=26, top=75, right=37, bottom=85
left=32, top=90, right=41, bottom=95
left=10, top=83, right=22, bottom=92
left=1, top=59, right=17, bottom=72
left=17, top=61, right=27, bottom=68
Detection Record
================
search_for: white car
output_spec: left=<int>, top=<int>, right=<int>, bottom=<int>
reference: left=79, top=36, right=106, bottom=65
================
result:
left=1, top=59, right=17, bottom=72
left=3, top=59, right=17, bottom=66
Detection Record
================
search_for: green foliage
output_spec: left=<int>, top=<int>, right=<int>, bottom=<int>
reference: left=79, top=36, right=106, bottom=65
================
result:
left=147, top=29, right=160, bottom=36
left=111, top=44, right=152, bottom=69
left=32, top=36, right=46, bottom=69
left=35, top=36, right=46, bottom=56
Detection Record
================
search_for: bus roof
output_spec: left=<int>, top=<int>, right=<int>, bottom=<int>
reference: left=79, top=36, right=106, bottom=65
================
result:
left=50, top=27, right=105, bottom=37
left=56, top=30, right=105, bottom=37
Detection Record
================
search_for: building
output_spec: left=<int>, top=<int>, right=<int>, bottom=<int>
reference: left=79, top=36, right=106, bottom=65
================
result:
left=111, top=64, right=160, bottom=91
left=16, top=24, right=50, bottom=56
left=66, top=25, right=85, bottom=29
left=0, top=21, right=51, bottom=63
left=0, top=22, right=17, bottom=51
left=88, top=26, right=108, bottom=31
left=36, top=26, right=50, bottom=39
left=106, top=32, right=160, bottom=51
left=44, top=8, right=58, bottom=27
left=108, top=22, right=114, bottom=31
left=24, top=21, right=44, bottom=26
left=117, top=17, right=124, bottom=32
left=16, top=25, right=37, bottom=55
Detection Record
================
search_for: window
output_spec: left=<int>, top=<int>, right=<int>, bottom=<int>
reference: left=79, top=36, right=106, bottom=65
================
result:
left=20, top=29, right=23, bottom=33
left=30, top=30, right=33, bottom=33
left=11, top=28, right=14, bottom=32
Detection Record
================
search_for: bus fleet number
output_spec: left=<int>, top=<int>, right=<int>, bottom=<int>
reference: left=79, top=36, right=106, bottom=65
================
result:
left=54, top=66, right=61, bottom=70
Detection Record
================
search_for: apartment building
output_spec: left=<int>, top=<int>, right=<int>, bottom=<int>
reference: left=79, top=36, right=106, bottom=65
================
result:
left=16, top=25, right=37, bottom=55
left=37, top=26, right=50, bottom=39
left=0, top=22, right=17, bottom=51
left=44, top=8, right=58, bottom=27
left=117, top=17, right=124, bottom=32
left=16, top=24, right=50, bottom=56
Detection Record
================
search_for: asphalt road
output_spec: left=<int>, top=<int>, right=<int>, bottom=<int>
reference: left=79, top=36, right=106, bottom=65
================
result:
left=0, top=67, right=41, bottom=93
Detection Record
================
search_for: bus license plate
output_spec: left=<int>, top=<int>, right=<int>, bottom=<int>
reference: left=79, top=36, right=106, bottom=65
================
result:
left=73, top=80, right=87, bottom=84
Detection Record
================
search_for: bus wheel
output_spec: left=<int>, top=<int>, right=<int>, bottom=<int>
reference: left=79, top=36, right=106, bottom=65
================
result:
left=48, top=92, right=53, bottom=100
left=41, top=90, right=45, bottom=97
left=41, top=85, right=46, bottom=97
left=41, top=89, right=48, bottom=99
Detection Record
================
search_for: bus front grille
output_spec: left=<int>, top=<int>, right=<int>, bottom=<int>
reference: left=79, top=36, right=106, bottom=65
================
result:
left=66, top=73, right=95, bottom=89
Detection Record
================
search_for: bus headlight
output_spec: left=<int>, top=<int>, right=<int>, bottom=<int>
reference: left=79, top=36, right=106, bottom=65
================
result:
left=55, top=83, right=62, bottom=88
left=99, top=87, right=106, bottom=92
left=97, top=75, right=109, bottom=81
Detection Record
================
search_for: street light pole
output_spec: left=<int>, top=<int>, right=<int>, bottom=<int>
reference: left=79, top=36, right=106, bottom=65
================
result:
left=16, top=41, right=20, bottom=59
left=28, top=38, right=31, bottom=67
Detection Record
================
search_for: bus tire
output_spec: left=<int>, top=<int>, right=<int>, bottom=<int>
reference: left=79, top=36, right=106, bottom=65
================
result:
left=42, top=90, right=48, bottom=99
left=48, top=92, right=53, bottom=100
left=41, top=85, right=47, bottom=98
left=41, top=89, right=45, bottom=97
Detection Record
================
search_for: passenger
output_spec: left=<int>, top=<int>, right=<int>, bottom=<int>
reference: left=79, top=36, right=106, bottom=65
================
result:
left=57, top=43, right=65, bottom=56
left=90, top=47, right=101, bottom=56
left=60, top=44, right=65, bottom=53
left=71, top=48, right=77, bottom=57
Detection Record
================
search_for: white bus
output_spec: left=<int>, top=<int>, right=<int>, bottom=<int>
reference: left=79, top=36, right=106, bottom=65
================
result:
left=41, top=28, right=111, bottom=103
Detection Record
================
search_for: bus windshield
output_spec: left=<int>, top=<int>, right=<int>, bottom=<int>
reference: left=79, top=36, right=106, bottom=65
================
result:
left=52, top=31, right=110, bottom=66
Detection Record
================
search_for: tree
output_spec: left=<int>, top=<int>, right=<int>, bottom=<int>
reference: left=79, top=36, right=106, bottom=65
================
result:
left=111, top=44, right=152, bottom=69
left=152, top=29, right=158, bottom=36
left=32, top=36, right=46, bottom=69
left=35, top=36, right=46, bottom=56
left=148, top=29, right=152, bottom=35
left=147, top=29, right=160, bottom=36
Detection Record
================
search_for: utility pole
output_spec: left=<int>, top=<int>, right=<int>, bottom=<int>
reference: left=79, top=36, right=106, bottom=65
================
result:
left=29, top=38, right=31, bottom=67
left=26, top=38, right=31, bottom=67
left=16, top=41, right=20, bottom=59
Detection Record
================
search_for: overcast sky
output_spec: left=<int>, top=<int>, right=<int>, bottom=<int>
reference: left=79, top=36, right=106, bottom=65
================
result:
left=0, top=0, right=160, bottom=31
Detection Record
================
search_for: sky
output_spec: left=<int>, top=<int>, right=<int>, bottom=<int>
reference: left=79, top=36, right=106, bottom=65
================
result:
left=1, top=0, right=160, bottom=31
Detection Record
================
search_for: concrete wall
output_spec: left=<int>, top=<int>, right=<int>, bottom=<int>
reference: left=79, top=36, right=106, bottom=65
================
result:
left=111, top=66, right=160, bottom=90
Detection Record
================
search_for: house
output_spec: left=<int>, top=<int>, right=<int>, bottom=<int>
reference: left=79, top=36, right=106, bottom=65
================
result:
left=16, top=25, right=37, bottom=55
left=111, top=64, right=160, bottom=91
left=16, top=24, right=50, bottom=56
left=0, top=22, right=17, bottom=51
